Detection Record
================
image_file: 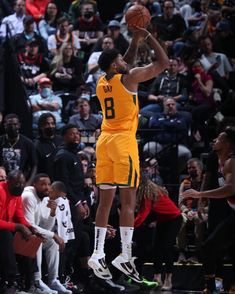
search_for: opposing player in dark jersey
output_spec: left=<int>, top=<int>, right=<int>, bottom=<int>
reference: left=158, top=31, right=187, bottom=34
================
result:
left=88, top=27, right=169, bottom=282
left=183, top=127, right=235, bottom=294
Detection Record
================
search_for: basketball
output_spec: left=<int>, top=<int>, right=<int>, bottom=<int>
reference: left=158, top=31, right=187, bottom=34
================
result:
left=125, top=4, right=151, bottom=29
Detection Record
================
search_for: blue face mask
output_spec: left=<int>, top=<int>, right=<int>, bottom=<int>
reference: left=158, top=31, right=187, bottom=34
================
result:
left=41, top=88, right=52, bottom=98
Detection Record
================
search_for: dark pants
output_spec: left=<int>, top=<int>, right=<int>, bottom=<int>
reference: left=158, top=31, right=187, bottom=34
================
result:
left=203, top=211, right=235, bottom=277
left=0, top=230, right=17, bottom=283
left=153, top=215, right=182, bottom=274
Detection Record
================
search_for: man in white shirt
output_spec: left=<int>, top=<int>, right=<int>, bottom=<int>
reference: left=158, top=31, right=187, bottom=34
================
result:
left=0, top=0, right=25, bottom=38
left=22, top=173, right=72, bottom=294
left=47, top=17, right=80, bottom=57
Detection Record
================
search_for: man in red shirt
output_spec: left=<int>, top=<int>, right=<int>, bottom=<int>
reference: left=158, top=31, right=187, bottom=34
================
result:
left=0, top=170, right=32, bottom=294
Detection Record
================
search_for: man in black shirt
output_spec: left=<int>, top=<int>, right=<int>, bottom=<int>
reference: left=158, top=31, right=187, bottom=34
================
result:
left=0, top=113, right=37, bottom=185
left=34, top=113, right=62, bottom=180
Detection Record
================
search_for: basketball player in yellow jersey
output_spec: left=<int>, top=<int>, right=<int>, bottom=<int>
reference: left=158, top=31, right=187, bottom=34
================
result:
left=88, top=27, right=169, bottom=282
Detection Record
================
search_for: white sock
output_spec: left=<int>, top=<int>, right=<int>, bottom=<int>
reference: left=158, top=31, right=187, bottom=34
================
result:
left=120, top=226, right=134, bottom=260
left=94, top=226, right=107, bottom=256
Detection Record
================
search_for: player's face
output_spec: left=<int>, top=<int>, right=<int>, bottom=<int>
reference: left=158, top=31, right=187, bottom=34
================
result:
left=114, top=55, right=129, bottom=74
left=212, top=132, right=228, bottom=152
left=64, top=128, right=81, bottom=144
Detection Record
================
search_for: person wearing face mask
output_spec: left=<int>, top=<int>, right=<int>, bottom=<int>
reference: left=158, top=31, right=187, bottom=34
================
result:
left=177, top=158, right=208, bottom=264
left=0, top=170, right=34, bottom=294
left=73, top=1, right=104, bottom=61
left=29, top=77, right=63, bottom=132
left=34, top=113, right=63, bottom=180
left=0, top=113, right=37, bottom=185
left=186, top=59, right=214, bottom=142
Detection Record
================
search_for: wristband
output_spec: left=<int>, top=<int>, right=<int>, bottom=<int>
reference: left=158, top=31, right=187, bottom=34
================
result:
left=145, top=33, right=151, bottom=41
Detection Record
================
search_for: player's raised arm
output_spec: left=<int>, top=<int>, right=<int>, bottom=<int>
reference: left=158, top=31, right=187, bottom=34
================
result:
left=123, top=27, right=169, bottom=89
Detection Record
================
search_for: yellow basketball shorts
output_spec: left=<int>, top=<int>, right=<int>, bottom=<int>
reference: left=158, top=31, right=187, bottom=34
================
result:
left=96, top=132, right=140, bottom=187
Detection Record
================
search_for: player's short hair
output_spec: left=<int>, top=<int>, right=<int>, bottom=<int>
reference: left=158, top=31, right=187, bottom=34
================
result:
left=98, top=49, right=120, bottom=72
left=224, top=126, right=235, bottom=145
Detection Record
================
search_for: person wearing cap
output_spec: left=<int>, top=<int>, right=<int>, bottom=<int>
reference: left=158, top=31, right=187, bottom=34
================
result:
left=17, top=37, right=49, bottom=94
left=92, top=20, right=129, bottom=56
left=0, top=0, right=26, bottom=38
left=212, top=20, right=235, bottom=63
left=29, top=77, right=63, bottom=132
left=12, top=14, right=47, bottom=54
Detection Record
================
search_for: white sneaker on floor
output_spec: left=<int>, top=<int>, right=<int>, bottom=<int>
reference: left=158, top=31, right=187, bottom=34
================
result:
left=35, top=280, right=58, bottom=294
left=49, top=279, right=72, bottom=294
left=88, top=253, right=112, bottom=280
left=111, top=255, right=141, bottom=283
left=28, top=282, right=48, bottom=294
left=105, top=279, right=125, bottom=291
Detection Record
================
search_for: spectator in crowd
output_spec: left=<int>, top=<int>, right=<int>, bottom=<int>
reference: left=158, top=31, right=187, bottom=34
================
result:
left=199, top=35, right=233, bottom=94
left=73, top=1, right=104, bottom=61
left=17, top=38, right=49, bottom=94
left=151, top=0, right=186, bottom=56
left=0, top=166, right=7, bottom=181
left=86, top=35, right=114, bottom=94
left=68, top=0, right=97, bottom=25
left=0, top=0, right=26, bottom=38
left=143, top=98, right=192, bottom=173
left=38, top=1, right=61, bottom=41
left=212, top=20, right=235, bottom=65
left=68, top=98, right=102, bottom=139
left=92, top=20, right=129, bottom=56
left=0, top=170, right=33, bottom=294
left=47, top=16, right=81, bottom=57
left=22, top=173, right=70, bottom=294
left=0, top=114, right=37, bottom=185
left=50, top=42, right=85, bottom=94
left=135, top=175, right=182, bottom=290
left=140, top=57, right=188, bottom=115
left=25, top=0, right=50, bottom=21
left=29, top=77, right=63, bottom=130
left=34, top=113, right=63, bottom=179
left=13, top=15, right=47, bottom=54
left=178, top=158, right=208, bottom=264
left=187, top=59, right=214, bottom=142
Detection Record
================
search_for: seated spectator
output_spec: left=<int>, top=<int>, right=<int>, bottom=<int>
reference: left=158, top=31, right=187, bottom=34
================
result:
left=140, top=57, right=188, bottom=116
left=186, top=59, right=214, bottom=142
left=26, top=0, right=50, bottom=21
left=143, top=98, right=192, bottom=173
left=151, top=0, right=186, bottom=56
left=177, top=158, right=208, bottom=264
left=34, top=113, right=63, bottom=179
left=68, top=98, right=102, bottom=142
left=0, top=0, right=25, bottom=39
left=12, top=15, right=47, bottom=54
left=38, top=1, right=61, bottom=41
left=48, top=16, right=81, bottom=57
left=199, top=35, right=233, bottom=95
left=68, top=0, right=97, bottom=25
left=0, top=166, right=7, bottom=181
left=29, top=77, right=63, bottom=130
left=86, top=35, right=114, bottom=94
left=0, top=114, right=37, bottom=185
left=17, top=38, right=49, bottom=94
left=73, top=1, right=104, bottom=61
left=92, top=20, right=129, bottom=56
left=50, top=42, right=85, bottom=94
left=212, top=20, right=235, bottom=67
left=0, top=170, right=33, bottom=294
left=22, top=173, right=71, bottom=294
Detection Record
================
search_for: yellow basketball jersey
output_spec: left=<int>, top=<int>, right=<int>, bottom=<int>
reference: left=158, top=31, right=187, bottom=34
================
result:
left=96, top=74, right=139, bottom=133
